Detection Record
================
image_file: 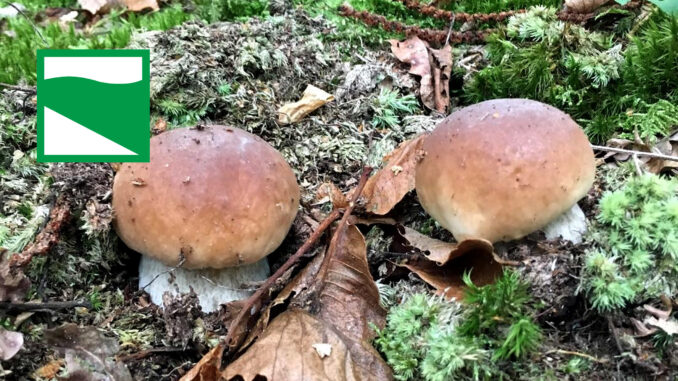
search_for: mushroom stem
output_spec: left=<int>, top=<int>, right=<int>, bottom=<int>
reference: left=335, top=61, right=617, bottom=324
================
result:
left=139, top=256, right=270, bottom=313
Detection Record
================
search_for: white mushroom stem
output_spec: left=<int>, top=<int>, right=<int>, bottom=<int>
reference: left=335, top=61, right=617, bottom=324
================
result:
left=139, top=256, right=270, bottom=313
left=543, top=203, right=588, bottom=244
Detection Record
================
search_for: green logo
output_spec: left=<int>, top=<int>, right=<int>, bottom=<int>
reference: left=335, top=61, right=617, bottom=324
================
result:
left=37, top=50, right=150, bottom=162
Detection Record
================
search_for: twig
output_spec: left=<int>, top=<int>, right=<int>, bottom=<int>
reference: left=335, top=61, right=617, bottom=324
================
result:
left=118, top=346, right=186, bottom=362
left=221, top=167, right=373, bottom=352
left=545, top=349, right=609, bottom=363
left=591, top=144, right=678, bottom=162
left=0, top=83, right=36, bottom=93
left=1, top=1, right=48, bottom=46
left=392, top=0, right=523, bottom=23
left=0, top=300, right=91, bottom=312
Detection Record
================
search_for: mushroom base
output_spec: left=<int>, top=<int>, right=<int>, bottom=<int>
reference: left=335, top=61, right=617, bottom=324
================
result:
left=138, top=256, right=270, bottom=313
left=543, top=203, right=588, bottom=244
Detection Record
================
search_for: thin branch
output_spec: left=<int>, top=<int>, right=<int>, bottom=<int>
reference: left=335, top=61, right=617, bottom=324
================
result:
left=1, top=1, right=47, bottom=46
left=118, top=346, right=187, bottom=362
left=0, top=300, right=91, bottom=312
left=545, top=349, right=609, bottom=363
left=0, top=83, right=36, bottom=93
left=591, top=144, right=678, bottom=163
left=221, top=167, right=373, bottom=352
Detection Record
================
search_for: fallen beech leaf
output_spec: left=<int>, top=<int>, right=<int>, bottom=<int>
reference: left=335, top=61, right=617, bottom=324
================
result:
left=78, top=0, right=158, bottom=15
left=565, top=0, right=610, bottom=13
left=0, top=250, right=30, bottom=303
left=224, top=225, right=392, bottom=380
left=33, top=359, right=66, bottom=379
left=645, top=316, right=678, bottom=336
left=45, top=323, right=132, bottom=381
left=397, top=225, right=493, bottom=265
left=428, top=43, right=452, bottom=113
left=603, top=133, right=678, bottom=174
left=315, top=182, right=348, bottom=209
left=402, top=247, right=502, bottom=301
left=0, top=327, right=23, bottom=361
left=359, top=134, right=427, bottom=215
left=390, top=37, right=452, bottom=112
left=277, top=85, right=334, bottom=124
left=179, top=344, right=223, bottom=381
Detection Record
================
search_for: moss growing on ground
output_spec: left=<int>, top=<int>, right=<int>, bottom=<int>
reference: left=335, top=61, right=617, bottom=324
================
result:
left=581, top=174, right=678, bottom=312
left=375, top=270, right=542, bottom=381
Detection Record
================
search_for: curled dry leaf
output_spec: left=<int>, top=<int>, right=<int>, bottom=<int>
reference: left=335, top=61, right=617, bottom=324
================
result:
left=45, top=323, right=132, bottom=381
left=564, top=0, right=610, bottom=13
left=603, top=133, right=678, bottom=174
left=396, top=225, right=493, bottom=265
left=0, top=250, right=30, bottom=303
left=179, top=344, right=223, bottom=381
left=358, top=134, right=427, bottom=215
left=394, top=228, right=501, bottom=300
left=78, top=0, right=159, bottom=14
left=0, top=327, right=23, bottom=361
left=390, top=36, right=452, bottom=112
left=224, top=225, right=392, bottom=380
left=277, top=85, right=335, bottom=124
left=316, top=182, right=348, bottom=209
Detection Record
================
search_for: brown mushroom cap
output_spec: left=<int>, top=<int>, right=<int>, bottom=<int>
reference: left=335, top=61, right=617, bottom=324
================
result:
left=415, top=99, right=595, bottom=243
left=112, top=126, right=300, bottom=269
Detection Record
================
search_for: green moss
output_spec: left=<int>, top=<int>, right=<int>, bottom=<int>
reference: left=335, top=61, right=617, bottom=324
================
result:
left=375, top=271, right=542, bottom=381
left=464, top=7, right=678, bottom=143
left=581, top=174, right=678, bottom=312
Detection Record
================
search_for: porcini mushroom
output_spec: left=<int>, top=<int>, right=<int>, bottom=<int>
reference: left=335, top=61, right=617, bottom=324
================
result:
left=415, top=98, right=595, bottom=243
left=112, top=126, right=300, bottom=312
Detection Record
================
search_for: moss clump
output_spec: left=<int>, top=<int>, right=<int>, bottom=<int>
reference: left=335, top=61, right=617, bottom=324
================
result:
left=375, top=270, right=542, bottom=381
left=464, top=7, right=678, bottom=143
left=581, top=174, right=678, bottom=312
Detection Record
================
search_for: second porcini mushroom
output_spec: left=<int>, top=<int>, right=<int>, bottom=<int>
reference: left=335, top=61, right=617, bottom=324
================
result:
left=112, top=125, right=300, bottom=312
left=415, top=98, right=595, bottom=243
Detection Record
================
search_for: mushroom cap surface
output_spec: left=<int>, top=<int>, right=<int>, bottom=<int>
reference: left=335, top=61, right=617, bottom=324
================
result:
left=415, top=99, right=595, bottom=243
left=113, top=126, right=300, bottom=269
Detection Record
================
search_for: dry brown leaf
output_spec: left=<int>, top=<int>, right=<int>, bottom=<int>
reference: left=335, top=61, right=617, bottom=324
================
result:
left=359, top=134, right=427, bottom=215
left=397, top=226, right=493, bottom=265
left=402, top=246, right=502, bottom=301
left=603, top=134, right=678, bottom=174
left=0, top=327, right=23, bottom=361
left=315, top=182, right=348, bottom=209
left=428, top=43, right=452, bottom=113
left=390, top=36, right=451, bottom=112
left=78, top=0, right=158, bottom=15
left=565, top=0, right=610, bottom=13
left=33, top=359, right=66, bottom=379
left=179, top=344, right=223, bottom=381
left=277, top=85, right=335, bottom=124
left=224, top=225, right=392, bottom=380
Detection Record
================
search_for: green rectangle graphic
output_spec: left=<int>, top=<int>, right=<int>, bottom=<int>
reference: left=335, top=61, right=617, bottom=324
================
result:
left=37, top=49, right=150, bottom=163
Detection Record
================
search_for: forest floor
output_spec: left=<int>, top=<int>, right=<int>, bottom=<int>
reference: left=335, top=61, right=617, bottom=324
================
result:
left=0, top=0, right=677, bottom=380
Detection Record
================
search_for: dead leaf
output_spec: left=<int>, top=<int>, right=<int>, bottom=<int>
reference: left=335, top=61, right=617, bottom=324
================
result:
left=153, top=117, right=167, bottom=134
left=277, top=85, right=335, bottom=124
left=45, top=323, right=133, bottom=381
left=78, top=0, right=158, bottom=15
left=0, top=250, right=30, bottom=303
left=390, top=36, right=452, bottom=112
left=402, top=245, right=502, bottom=301
left=0, top=327, right=23, bottom=361
left=645, top=316, right=678, bottom=336
left=224, top=225, right=392, bottom=380
left=179, top=344, right=223, bottom=381
left=315, top=182, right=348, bottom=209
left=34, top=359, right=66, bottom=379
left=396, top=225, right=493, bottom=265
left=565, top=0, right=610, bottom=13
left=603, top=133, right=678, bottom=174
left=358, top=134, right=427, bottom=215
